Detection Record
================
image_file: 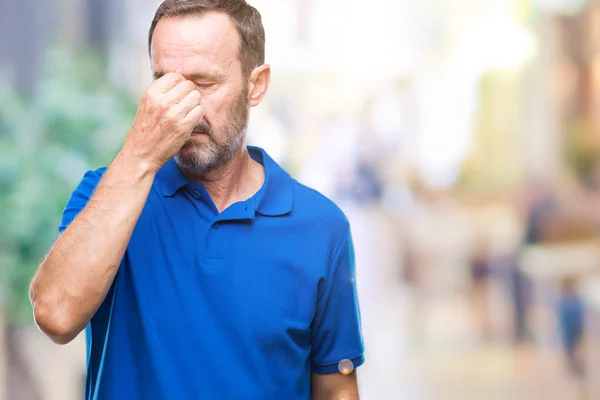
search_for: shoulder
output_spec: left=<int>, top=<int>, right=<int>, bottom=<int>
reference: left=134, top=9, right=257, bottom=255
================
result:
left=290, top=178, right=350, bottom=236
left=58, top=167, right=108, bottom=232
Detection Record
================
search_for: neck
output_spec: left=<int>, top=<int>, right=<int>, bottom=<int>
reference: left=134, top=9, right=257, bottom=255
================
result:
left=181, top=146, right=265, bottom=213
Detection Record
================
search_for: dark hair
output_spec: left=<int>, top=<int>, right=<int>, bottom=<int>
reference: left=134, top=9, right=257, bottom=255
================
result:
left=148, top=0, right=265, bottom=77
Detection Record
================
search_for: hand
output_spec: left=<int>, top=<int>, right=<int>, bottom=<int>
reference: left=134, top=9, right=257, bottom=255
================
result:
left=122, top=72, right=204, bottom=172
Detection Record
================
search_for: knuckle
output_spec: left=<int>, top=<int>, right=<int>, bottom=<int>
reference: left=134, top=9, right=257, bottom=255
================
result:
left=145, top=90, right=160, bottom=105
left=141, top=90, right=152, bottom=103
left=156, top=95, right=170, bottom=108
left=183, top=81, right=196, bottom=92
left=173, top=72, right=186, bottom=82
left=164, top=108, right=178, bottom=122
left=154, top=102, right=168, bottom=115
left=190, top=90, right=201, bottom=101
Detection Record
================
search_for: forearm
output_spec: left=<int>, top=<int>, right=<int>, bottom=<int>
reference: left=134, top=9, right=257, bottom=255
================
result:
left=312, top=388, right=359, bottom=400
left=30, top=151, right=156, bottom=344
left=311, top=372, right=360, bottom=400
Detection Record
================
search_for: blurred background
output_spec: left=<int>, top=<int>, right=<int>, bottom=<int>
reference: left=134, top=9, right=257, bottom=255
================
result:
left=3, top=0, right=600, bottom=399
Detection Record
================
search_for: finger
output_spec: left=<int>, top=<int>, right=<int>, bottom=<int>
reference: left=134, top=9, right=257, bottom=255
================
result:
left=150, top=72, right=185, bottom=93
left=164, top=80, right=197, bottom=105
left=172, top=89, right=202, bottom=118
left=182, top=105, right=204, bottom=128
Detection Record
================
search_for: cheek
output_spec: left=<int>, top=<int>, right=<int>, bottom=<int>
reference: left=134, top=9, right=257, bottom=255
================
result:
left=204, top=90, right=238, bottom=123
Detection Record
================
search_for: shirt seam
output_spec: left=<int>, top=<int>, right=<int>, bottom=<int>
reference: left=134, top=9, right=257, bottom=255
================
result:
left=311, top=353, right=364, bottom=367
left=316, top=223, right=350, bottom=307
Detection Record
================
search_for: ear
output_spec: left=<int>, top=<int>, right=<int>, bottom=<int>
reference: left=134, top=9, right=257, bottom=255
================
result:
left=247, top=64, right=271, bottom=107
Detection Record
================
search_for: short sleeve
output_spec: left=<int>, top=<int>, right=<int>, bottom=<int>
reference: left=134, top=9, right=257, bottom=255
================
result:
left=58, top=169, right=105, bottom=234
left=310, top=226, right=365, bottom=374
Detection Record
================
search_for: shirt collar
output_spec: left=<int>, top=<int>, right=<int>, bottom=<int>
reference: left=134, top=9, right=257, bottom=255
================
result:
left=248, top=146, right=293, bottom=217
left=157, top=158, right=192, bottom=197
left=156, top=146, right=293, bottom=217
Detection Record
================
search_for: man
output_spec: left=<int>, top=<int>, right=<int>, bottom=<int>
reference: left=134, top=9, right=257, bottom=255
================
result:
left=29, top=1, right=364, bottom=399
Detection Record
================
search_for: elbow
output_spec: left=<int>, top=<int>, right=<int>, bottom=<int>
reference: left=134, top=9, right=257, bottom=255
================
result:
left=29, top=264, right=82, bottom=345
left=31, top=300, right=81, bottom=345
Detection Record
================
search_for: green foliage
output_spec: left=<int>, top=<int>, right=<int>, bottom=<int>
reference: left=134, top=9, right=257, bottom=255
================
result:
left=0, top=47, right=138, bottom=323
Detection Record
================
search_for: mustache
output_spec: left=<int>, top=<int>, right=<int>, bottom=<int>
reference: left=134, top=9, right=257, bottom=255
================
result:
left=192, top=119, right=212, bottom=135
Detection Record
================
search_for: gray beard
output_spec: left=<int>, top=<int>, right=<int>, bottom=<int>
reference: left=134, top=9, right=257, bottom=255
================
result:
left=174, top=119, right=248, bottom=176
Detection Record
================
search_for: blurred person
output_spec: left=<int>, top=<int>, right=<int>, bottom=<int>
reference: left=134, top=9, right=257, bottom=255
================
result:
left=580, top=158, right=600, bottom=227
left=297, top=117, right=361, bottom=201
left=511, top=181, right=555, bottom=343
left=336, top=158, right=384, bottom=205
left=469, top=236, right=494, bottom=341
left=557, top=277, right=585, bottom=378
left=28, top=1, right=364, bottom=399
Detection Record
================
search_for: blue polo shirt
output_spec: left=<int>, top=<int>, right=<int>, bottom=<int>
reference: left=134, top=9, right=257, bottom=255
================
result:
left=58, top=146, right=364, bottom=400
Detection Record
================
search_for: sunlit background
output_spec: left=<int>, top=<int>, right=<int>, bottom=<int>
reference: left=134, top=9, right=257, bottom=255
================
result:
left=3, top=0, right=600, bottom=398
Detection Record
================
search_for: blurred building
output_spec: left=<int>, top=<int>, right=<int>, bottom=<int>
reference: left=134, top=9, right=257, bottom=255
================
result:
left=0, top=0, right=126, bottom=94
left=7, top=0, right=600, bottom=399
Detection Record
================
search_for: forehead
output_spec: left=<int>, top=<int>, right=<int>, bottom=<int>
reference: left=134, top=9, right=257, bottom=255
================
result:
left=151, top=12, right=241, bottom=76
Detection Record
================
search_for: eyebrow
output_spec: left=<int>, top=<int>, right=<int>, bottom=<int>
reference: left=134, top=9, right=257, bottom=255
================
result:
left=153, top=71, right=223, bottom=81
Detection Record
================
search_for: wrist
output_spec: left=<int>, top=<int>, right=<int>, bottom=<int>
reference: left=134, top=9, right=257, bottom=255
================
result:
left=114, top=148, right=159, bottom=179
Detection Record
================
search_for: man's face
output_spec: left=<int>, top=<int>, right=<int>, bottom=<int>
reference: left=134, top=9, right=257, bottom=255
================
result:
left=151, top=12, right=249, bottom=174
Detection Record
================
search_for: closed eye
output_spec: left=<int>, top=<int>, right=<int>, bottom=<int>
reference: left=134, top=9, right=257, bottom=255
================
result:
left=196, top=83, right=216, bottom=90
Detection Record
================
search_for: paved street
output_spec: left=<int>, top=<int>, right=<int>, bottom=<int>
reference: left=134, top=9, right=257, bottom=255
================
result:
left=346, top=204, right=585, bottom=400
